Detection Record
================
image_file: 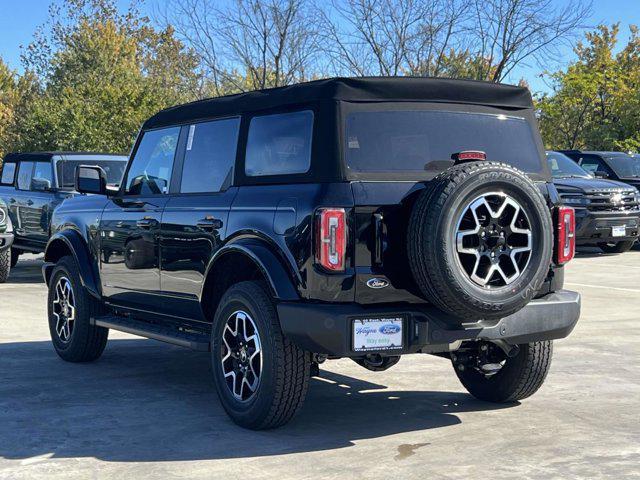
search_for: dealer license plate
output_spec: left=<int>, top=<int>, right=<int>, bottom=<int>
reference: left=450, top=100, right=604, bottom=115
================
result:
left=612, top=225, right=626, bottom=237
left=352, top=317, right=403, bottom=352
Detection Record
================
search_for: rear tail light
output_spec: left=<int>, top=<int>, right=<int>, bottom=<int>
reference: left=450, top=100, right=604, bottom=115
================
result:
left=316, top=208, right=346, bottom=272
left=556, top=206, right=575, bottom=264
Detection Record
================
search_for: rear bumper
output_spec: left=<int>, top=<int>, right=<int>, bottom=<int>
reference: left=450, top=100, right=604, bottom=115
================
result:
left=575, top=209, right=639, bottom=245
left=0, top=232, right=14, bottom=251
left=277, top=290, right=581, bottom=357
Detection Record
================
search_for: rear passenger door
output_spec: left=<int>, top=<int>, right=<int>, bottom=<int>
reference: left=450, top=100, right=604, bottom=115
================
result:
left=160, top=117, right=240, bottom=322
left=27, top=161, right=55, bottom=246
left=13, top=161, right=36, bottom=245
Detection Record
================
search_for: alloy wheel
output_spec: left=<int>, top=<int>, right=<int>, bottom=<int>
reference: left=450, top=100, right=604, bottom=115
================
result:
left=52, top=276, right=76, bottom=343
left=221, top=310, right=263, bottom=402
left=455, top=192, right=532, bottom=287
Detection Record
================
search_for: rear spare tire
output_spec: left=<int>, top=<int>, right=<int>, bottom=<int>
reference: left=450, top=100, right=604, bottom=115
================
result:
left=408, top=161, right=553, bottom=321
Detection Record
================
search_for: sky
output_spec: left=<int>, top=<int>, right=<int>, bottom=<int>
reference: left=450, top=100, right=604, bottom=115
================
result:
left=0, top=0, right=638, bottom=95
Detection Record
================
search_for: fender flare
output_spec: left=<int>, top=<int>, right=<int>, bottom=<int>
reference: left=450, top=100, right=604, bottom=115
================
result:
left=43, top=230, right=101, bottom=299
left=203, top=238, right=300, bottom=301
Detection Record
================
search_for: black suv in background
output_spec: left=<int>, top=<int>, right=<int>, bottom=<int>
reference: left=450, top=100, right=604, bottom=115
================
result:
left=0, top=152, right=127, bottom=265
left=41, top=77, right=580, bottom=429
left=547, top=151, right=639, bottom=253
left=561, top=150, right=640, bottom=191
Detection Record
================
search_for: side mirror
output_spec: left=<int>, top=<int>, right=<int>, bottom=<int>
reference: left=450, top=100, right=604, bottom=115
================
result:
left=31, top=178, right=52, bottom=191
left=76, top=165, right=108, bottom=195
left=594, top=171, right=609, bottom=179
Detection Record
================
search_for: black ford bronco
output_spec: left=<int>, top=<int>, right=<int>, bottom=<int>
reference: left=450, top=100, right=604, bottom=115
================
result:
left=42, top=77, right=580, bottom=429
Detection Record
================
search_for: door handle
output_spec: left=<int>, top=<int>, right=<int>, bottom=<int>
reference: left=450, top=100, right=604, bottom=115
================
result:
left=9, top=198, right=16, bottom=204
left=197, top=217, right=223, bottom=231
left=136, top=217, right=158, bottom=229
left=26, top=200, right=34, bottom=206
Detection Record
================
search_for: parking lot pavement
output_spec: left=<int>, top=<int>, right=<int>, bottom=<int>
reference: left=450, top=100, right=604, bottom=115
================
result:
left=0, top=252, right=639, bottom=480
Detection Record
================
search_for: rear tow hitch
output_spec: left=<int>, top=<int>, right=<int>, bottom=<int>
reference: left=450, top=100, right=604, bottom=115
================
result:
left=451, top=341, right=519, bottom=377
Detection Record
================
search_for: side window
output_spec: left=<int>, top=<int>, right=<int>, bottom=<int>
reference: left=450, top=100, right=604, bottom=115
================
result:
left=180, top=118, right=240, bottom=193
left=245, top=110, right=313, bottom=176
left=580, top=156, right=608, bottom=175
left=17, top=162, right=34, bottom=190
left=0, top=162, right=17, bottom=185
left=32, top=162, right=53, bottom=190
left=125, top=127, right=180, bottom=195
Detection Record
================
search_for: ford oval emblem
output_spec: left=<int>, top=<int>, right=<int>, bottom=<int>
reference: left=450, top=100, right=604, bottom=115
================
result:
left=379, top=324, right=401, bottom=335
left=366, top=278, right=389, bottom=289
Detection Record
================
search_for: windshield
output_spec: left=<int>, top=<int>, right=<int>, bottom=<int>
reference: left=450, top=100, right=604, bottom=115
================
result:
left=344, top=109, right=543, bottom=176
left=56, top=159, right=127, bottom=188
left=606, top=155, right=640, bottom=178
left=546, top=151, right=590, bottom=179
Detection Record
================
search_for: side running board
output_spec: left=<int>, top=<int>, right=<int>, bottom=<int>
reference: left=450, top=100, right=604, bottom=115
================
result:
left=91, top=315, right=210, bottom=352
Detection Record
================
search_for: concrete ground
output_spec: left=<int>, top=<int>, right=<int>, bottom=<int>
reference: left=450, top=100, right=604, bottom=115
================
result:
left=0, top=251, right=638, bottom=480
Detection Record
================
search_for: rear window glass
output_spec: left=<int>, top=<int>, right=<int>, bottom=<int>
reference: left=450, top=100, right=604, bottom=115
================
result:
left=56, top=160, right=126, bottom=188
left=1, top=163, right=16, bottom=185
left=245, top=111, right=313, bottom=176
left=345, top=110, right=541, bottom=174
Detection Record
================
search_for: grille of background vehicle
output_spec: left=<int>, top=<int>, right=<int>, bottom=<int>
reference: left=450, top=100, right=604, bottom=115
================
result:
left=585, top=190, right=639, bottom=212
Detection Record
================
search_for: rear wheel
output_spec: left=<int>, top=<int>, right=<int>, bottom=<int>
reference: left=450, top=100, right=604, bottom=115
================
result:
left=598, top=240, right=635, bottom=254
left=452, top=341, right=553, bottom=402
left=0, top=249, right=10, bottom=283
left=211, top=281, right=311, bottom=430
left=47, top=256, right=109, bottom=362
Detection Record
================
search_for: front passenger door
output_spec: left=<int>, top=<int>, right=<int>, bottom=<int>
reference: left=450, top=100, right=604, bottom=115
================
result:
left=99, top=126, right=181, bottom=309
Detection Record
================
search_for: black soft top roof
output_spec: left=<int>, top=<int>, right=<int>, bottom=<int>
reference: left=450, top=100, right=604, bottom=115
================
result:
left=144, top=77, right=533, bottom=129
left=3, top=151, right=126, bottom=163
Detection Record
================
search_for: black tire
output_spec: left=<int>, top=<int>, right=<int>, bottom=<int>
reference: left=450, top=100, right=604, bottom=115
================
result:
left=598, top=240, right=635, bottom=254
left=47, top=256, right=109, bottom=362
left=10, top=248, right=20, bottom=268
left=454, top=341, right=553, bottom=402
left=211, top=281, right=311, bottom=430
left=0, top=249, right=10, bottom=283
left=408, top=161, right=553, bottom=321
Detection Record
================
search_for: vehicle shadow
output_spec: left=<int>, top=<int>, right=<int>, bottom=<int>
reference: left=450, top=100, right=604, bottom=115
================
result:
left=7, top=256, right=45, bottom=284
left=575, top=246, right=606, bottom=258
left=0, top=339, right=513, bottom=463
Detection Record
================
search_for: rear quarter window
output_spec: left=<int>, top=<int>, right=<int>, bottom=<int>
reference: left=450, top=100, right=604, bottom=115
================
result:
left=245, top=110, right=313, bottom=176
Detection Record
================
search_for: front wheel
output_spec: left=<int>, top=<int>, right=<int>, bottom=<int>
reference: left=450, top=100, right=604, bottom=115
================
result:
left=452, top=341, right=553, bottom=402
left=598, top=240, right=635, bottom=254
left=47, top=256, right=109, bottom=362
left=211, top=281, right=311, bottom=430
left=0, top=249, right=10, bottom=283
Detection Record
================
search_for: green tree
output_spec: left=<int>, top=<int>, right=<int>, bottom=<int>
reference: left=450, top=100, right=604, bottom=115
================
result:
left=14, top=0, right=202, bottom=154
left=537, top=24, right=640, bottom=152
left=0, top=59, right=40, bottom=159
